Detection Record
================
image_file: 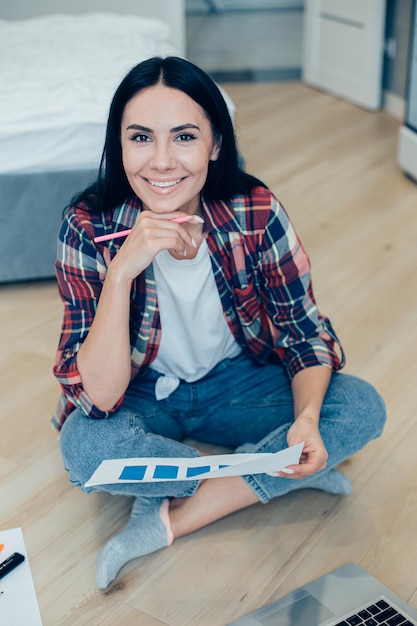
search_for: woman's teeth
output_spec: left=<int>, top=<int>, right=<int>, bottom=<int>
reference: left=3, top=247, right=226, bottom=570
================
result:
left=149, top=179, right=181, bottom=188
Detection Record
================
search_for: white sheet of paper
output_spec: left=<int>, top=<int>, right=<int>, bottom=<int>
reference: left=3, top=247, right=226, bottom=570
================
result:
left=0, top=528, right=43, bottom=626
left=85, top=442, right=303, bottom=487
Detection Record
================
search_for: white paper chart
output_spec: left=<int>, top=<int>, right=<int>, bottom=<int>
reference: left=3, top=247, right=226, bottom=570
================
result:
left=0, top=528, right=43, bottom=626
left=85, top=443, right=303, bottom=487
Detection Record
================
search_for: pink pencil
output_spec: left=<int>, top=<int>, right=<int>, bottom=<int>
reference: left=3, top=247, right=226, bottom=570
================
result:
left=93, top=215, right=197, bottom=243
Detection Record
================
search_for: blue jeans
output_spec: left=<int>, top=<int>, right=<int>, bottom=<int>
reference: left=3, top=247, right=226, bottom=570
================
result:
left=59, top=353, right=386, bottom=503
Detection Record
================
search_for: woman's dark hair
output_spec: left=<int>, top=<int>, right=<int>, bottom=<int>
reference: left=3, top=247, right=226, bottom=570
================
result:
left=73, top=56, right=265, bottom=211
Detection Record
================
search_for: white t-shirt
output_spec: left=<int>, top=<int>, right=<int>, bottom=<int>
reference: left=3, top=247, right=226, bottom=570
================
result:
left=150, top=240, right=241, bottom=399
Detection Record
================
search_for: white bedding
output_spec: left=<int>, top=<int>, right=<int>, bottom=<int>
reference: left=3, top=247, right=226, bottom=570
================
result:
left=0, top=13, right=176, bottom=173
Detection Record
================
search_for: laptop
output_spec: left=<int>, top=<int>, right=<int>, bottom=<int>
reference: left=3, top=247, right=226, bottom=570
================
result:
left=227, top=563, right=417, bottom=625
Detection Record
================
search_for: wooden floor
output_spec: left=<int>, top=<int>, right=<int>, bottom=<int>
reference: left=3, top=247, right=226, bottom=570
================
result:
left=2, top=82, right=417, bottom=625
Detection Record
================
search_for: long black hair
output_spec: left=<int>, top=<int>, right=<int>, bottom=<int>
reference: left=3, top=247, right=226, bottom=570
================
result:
left=73, top=56, right=265, bottom=211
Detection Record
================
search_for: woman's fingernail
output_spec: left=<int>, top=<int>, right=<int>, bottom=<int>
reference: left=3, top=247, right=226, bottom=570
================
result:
left=192, top=215, right=204, bottom=223
left=191, top=238, right=197, bottom=248
left=281, top=467, right=294, bottom=474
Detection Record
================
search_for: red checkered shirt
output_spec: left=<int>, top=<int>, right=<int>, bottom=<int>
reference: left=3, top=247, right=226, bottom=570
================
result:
left=52, top=186, right=344, bottom=430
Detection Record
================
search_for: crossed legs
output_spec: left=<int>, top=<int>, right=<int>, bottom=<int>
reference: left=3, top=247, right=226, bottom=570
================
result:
left=60, top=362, right=386, bottom=589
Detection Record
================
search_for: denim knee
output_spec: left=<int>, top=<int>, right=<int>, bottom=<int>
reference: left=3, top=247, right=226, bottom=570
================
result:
left=58, top=408, right=202, bottom=498
left=59, top=410, right=103, bottom=486
left=344, top=375, right=386, bottom=440
left=243, top=374, right=386, bottom=504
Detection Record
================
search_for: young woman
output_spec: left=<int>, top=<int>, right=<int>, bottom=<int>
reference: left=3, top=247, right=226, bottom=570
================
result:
left=53, top=56, right=386, bottom=590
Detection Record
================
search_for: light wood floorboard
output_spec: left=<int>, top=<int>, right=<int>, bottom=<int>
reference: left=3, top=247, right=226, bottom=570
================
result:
left=1, top=82, right=417, bottom=625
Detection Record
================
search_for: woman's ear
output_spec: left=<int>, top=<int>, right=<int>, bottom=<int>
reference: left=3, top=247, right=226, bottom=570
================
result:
left=210, top=135, right=222, bottom=162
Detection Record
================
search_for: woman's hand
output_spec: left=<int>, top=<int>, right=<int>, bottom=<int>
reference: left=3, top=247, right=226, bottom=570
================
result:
left=269, top=365, right=331, bottom=480
left=108, top=212, right=202, bottom=282
left=282, top=414, right=328, bottom=479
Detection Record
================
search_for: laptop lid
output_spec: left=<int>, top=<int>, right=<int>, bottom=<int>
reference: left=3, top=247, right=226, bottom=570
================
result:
left=227, top=563, right=417, bottom=625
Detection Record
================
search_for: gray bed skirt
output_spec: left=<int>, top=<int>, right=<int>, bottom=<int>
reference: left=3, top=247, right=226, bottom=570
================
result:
left=0, top=168, right=96, bottom=283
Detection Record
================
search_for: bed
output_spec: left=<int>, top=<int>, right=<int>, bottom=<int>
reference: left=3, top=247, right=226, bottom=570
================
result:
left=0, top=11, right=179, bottom=282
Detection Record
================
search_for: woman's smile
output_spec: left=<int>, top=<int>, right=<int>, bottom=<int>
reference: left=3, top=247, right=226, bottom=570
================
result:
left=147, top=178, right=183, bottom=188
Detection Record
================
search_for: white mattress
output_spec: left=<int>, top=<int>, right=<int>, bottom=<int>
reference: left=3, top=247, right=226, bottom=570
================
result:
left=0, top=13, right=176, bottom=173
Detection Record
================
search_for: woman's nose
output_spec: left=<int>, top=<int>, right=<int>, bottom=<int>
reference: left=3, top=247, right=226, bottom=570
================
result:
left=149, top=143, right=176, bottom=170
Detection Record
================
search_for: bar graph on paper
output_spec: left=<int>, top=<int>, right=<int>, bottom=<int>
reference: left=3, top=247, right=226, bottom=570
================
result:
left=84, top=443, right=303, bottom=487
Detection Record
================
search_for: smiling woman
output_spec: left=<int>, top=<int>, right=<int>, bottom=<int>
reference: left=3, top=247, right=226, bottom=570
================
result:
left=52, top=56, right=386, bottom=592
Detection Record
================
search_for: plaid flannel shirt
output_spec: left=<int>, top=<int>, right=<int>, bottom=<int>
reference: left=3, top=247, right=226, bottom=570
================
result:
left=52, top=186, right=344, bottom=430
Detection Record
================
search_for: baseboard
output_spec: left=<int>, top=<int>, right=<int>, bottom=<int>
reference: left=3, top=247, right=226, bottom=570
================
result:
left=383, top=90, right=406, bottom=120
left=186, top=0, right=303, bottom=13
left=208, top=67, right=302, bottom=82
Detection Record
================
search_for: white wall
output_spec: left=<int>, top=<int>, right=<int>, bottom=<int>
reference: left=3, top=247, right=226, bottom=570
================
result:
left=0, top=0, right=186, bottom=55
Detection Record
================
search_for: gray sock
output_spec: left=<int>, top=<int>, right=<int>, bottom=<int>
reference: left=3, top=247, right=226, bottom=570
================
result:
left=300, top=469, right=352, bottom=495
left=96, top=496, right=173, bottom=590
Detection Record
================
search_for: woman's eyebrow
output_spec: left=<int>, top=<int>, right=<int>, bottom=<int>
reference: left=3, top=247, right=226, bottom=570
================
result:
left=126, top=124, right=152, bottom=132
left=171, top=123, right=200, bottom=133
left=125, top=123, right=201, bottom=133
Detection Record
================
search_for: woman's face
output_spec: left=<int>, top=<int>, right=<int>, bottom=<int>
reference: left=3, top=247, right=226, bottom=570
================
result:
left=120, top=84, right=220, bottom=216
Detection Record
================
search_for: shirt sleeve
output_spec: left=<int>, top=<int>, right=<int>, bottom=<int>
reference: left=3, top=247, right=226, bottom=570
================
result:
left=260, top=196, right=345, bottom=379
left=53, top=206, right=125, bottom=419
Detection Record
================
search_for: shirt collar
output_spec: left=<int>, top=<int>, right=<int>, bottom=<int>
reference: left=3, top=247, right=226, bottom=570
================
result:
left=201, top=195, right=240, bottom=233
left=112, top=194, right=142, bottom=230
